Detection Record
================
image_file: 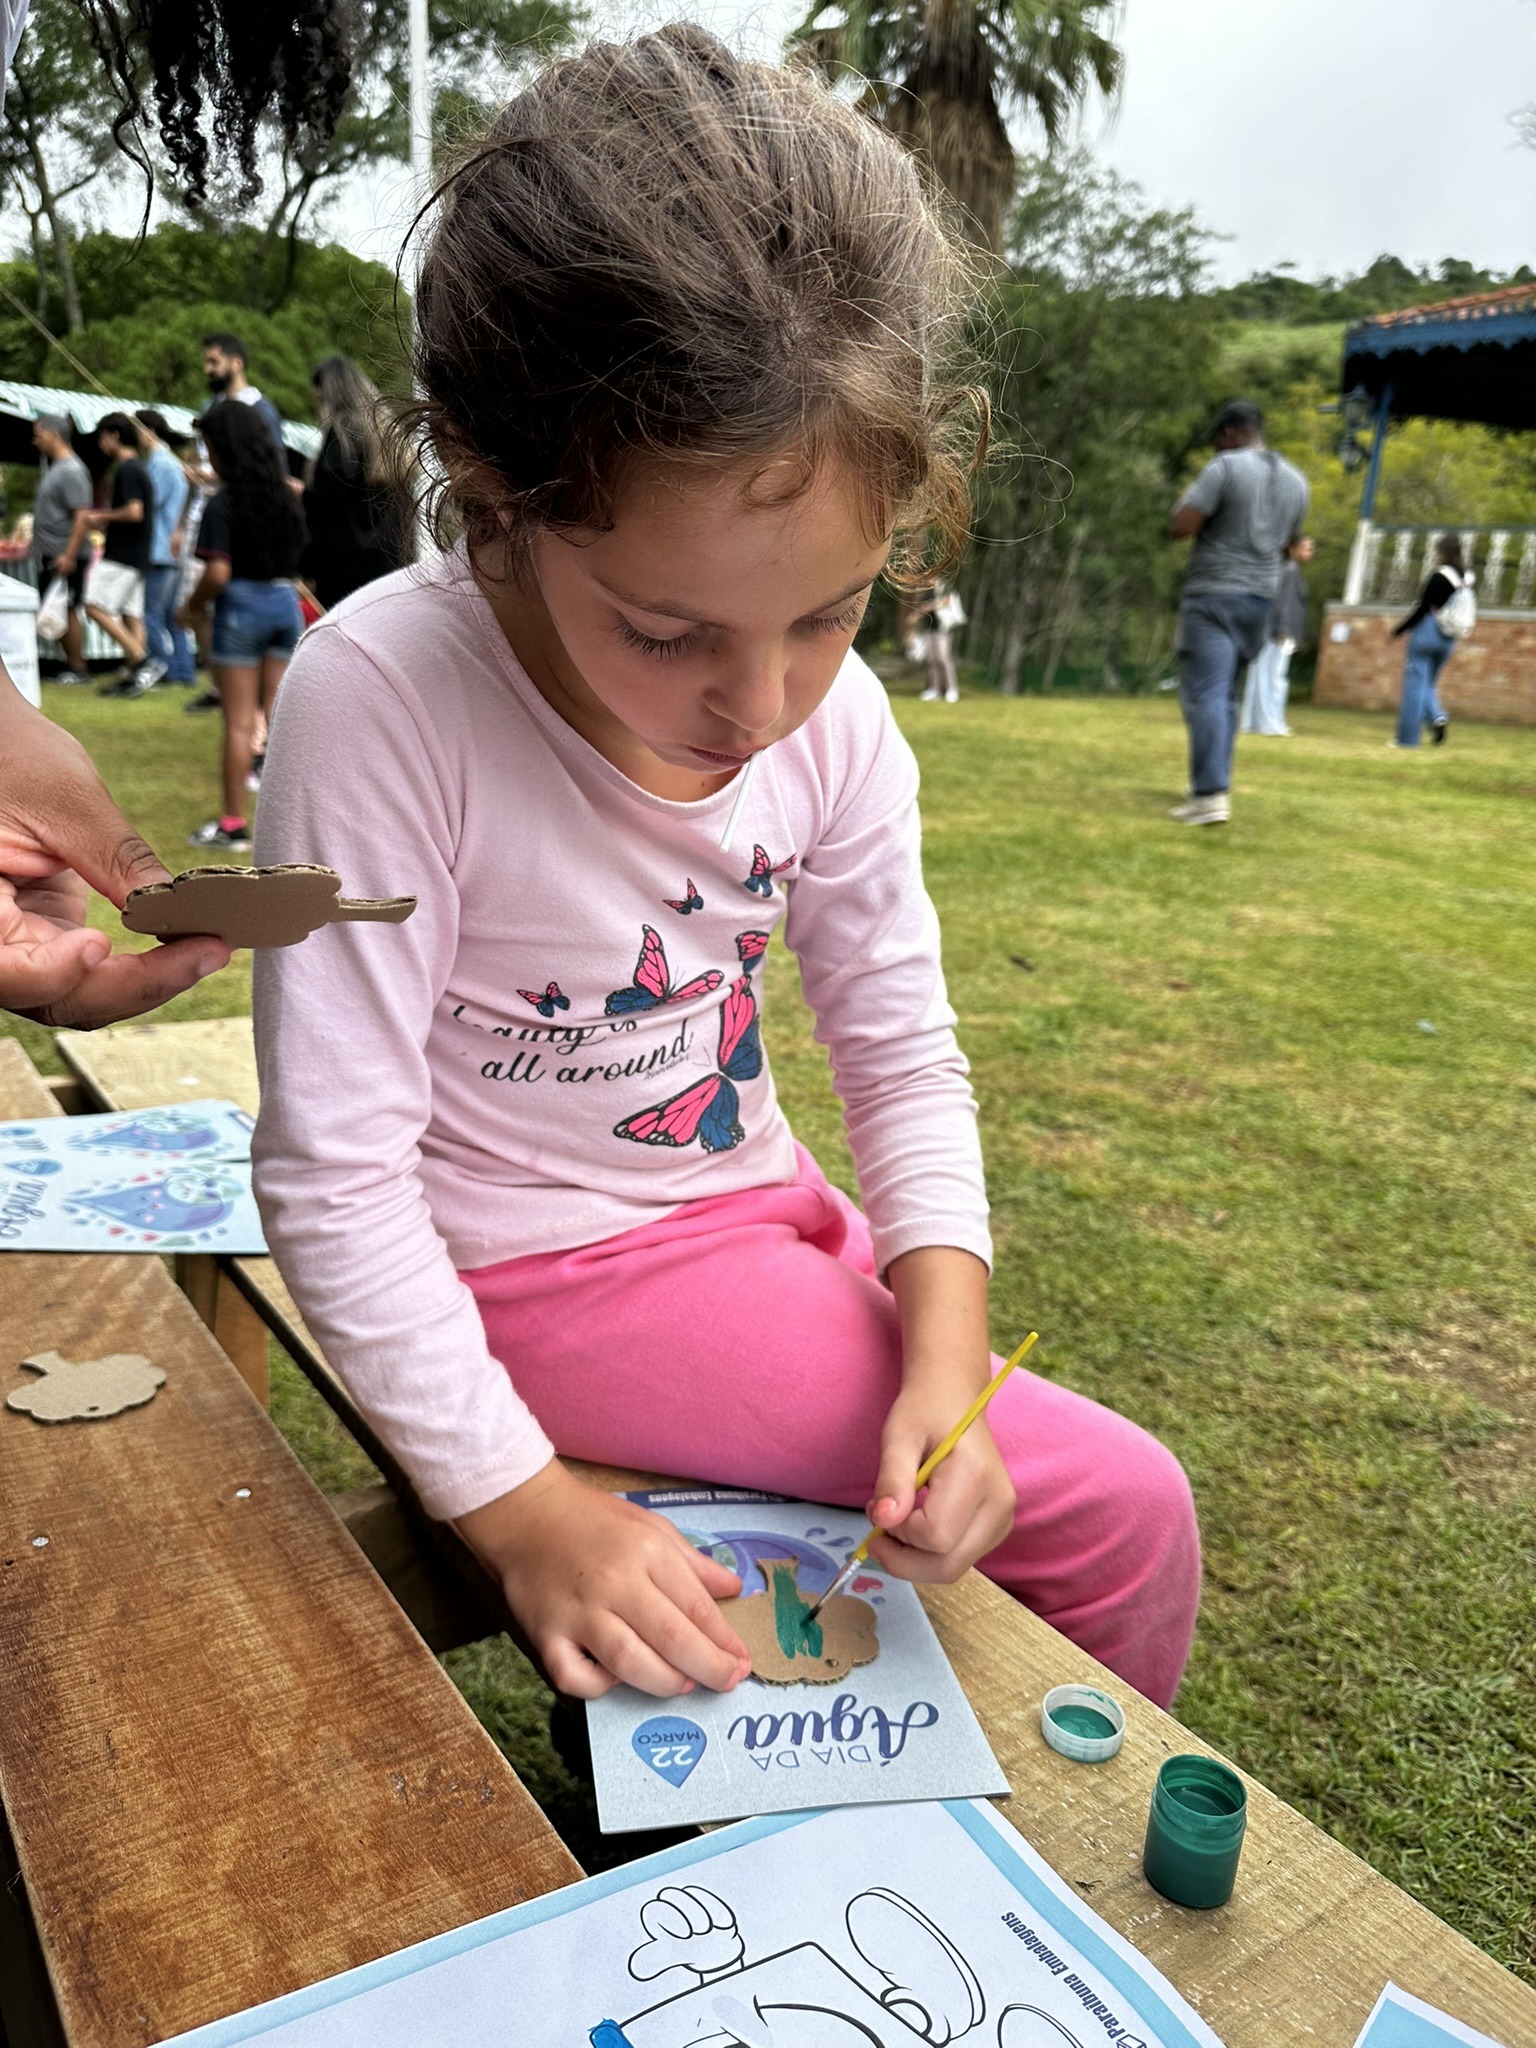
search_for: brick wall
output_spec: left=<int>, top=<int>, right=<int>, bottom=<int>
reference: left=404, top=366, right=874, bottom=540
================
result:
left=1314, top=605, right=1536, bottom=725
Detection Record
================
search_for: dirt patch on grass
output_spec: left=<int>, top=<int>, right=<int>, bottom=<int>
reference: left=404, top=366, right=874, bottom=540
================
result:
left=1372, top=1310, right=1536, bottom=1505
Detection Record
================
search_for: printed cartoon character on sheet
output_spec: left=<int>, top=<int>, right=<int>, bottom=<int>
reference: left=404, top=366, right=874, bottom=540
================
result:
left=589, top=1881, right=1080, bottom=2048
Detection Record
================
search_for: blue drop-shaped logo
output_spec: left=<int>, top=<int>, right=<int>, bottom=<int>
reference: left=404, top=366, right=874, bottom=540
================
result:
left=632, top=1715, right=706, bottom=1789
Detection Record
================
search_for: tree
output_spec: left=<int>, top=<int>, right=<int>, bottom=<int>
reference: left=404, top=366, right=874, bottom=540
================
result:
left=961, top=151, right=1222, bottom=690
left=0, top=0, right=119, bottom=333
left=241, top=0, right=584, bottom=313
left=789, top=0, right=1121, bottom=253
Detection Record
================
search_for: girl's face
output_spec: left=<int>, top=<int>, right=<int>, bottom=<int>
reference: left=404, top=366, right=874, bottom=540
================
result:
left=503, top=455, right=889, bottom=793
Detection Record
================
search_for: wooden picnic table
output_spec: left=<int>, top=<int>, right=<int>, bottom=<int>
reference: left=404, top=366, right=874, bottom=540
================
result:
left=40, top=1016, right=1536, bottom=2048
left=0, top=1038, right=580, bottom=2048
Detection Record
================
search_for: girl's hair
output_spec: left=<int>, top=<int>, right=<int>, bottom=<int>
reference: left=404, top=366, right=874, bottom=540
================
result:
left=312, top=355, right=392, bottom=485
left=200, top=401, right=306, bottom=580
left=410, top=25, right=984, bottom=585
left=1436, top=535, right=1465, bottom=573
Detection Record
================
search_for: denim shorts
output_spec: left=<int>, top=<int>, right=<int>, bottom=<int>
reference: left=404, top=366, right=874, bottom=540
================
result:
left=212, top=578, right=302, bottom=666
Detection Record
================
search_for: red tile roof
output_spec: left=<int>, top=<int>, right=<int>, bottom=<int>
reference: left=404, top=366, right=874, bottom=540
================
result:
left=1359, top=283, right=1536, bottom=330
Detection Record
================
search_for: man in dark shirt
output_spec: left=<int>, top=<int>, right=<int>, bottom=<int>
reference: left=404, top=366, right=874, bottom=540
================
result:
left=57, top=413, right=155, bottom=685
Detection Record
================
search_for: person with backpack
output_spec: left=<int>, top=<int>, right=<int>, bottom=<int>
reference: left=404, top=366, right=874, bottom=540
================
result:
left=1391, top=536, right=1475, bottom=748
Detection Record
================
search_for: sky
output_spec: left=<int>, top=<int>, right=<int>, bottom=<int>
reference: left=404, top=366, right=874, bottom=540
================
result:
left=82, top=0, right=1536, bottom=289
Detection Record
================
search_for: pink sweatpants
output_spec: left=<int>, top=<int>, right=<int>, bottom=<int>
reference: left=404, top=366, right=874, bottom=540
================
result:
left=463, top=1147, right=1201, bottom=1706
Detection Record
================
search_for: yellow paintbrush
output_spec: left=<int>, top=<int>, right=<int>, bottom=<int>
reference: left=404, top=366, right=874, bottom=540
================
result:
left=802, top=1331, right=1040, bottom=1627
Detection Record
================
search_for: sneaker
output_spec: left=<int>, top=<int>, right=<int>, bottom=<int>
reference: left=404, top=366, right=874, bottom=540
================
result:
left=184, top=688, right=221, bottom=714
left=245, top=749, right=266, bottom=794
left=52, top=669, right=92, bottom=686
left=918, top=687, right=941, bottom=701
left=95, top=670, right=132, bottom=696
left=1170, top=793, right=1230, bottom=826
left=1432, top=720, right=1448, bottom=745
left=944, top=688, right=960, bottom=703
left=187, top=819, right=252, bottom=852
left=134, top=657, right=169, bottom=690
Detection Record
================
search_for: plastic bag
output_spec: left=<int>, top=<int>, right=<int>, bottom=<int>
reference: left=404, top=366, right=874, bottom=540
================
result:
left=35, top=573, right=70, bottom=643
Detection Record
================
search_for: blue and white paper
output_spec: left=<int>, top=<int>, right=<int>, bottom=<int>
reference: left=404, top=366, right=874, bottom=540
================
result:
left=1352, top=1985, right=1511, bottom=2048
left=154, top=1800, right=1225, bottom=2048
left=586, top=1490, right=1008, bottom=1833
left=0, top=1101, right=266, bottom=1254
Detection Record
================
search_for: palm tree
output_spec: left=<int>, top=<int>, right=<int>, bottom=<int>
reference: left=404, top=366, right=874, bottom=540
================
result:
left=790, top=0, right=1123, bottom=255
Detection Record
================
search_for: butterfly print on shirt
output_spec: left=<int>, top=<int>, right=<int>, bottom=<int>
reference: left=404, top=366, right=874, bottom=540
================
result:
left=742, top=843, right=795, bottom=898
left=664, top=878, right=705, bottom=915
left=612, top=975, right=763, bottom=1154
left=605, top=925, right=724, bottom=1017
left=735, top=929, right=769, bottom=972
left=518, top=981, right=570, bottom=1018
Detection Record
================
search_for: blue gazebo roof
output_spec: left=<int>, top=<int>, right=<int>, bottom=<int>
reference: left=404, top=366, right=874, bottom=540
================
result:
left=1343, top=285, right=1536, bottom=430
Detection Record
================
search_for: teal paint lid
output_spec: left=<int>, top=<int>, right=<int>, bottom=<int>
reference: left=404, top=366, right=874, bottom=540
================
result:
left=1040, top=1684, right=1126, bottom=1764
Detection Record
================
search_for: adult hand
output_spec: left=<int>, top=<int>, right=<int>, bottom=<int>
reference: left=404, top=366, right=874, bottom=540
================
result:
left=0, top=683, right=230, bottom=1027
left=458, top=1460, right=752, bottom=1700
left=55, top=549, right=77, bottom=576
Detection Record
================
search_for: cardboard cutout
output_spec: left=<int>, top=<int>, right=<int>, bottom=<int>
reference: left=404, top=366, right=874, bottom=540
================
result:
left=122, top=865, right=417, bottom=950
left=719, top=1557, right=879, bottom=1686
left=8, top=1349, right=166, bottom=1422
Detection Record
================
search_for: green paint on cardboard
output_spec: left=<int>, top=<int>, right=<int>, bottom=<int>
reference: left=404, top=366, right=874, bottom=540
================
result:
left=768, top=1560, right=822, bottom=1658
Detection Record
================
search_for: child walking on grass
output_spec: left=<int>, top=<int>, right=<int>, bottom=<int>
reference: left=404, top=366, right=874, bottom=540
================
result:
left=253, top=27, right=1200, bottom=1709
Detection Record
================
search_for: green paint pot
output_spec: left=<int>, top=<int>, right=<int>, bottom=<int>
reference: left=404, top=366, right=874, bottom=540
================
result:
left=1142, top=1754, right=1247, bottom=1909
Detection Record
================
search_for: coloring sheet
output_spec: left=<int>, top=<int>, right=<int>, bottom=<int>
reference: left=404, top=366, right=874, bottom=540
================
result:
left=586, top=1491, right=1008, bottom=1833
left=0, top=1101, right=266, bottom=1254
left=154, top=1799, right=1227, bottom=2048
left=1351, top=1985, right=1510, bottom=2048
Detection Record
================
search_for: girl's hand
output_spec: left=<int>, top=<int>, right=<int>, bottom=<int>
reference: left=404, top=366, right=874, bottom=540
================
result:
left=865, top=1380, right=1016, bottom=1585
left=457, top=1461, right=753, bottom=1700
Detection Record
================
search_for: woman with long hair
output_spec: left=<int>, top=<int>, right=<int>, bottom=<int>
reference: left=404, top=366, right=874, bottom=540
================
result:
left=1391, top=535, right=1472, bottom=748
left=180, top=401, right=306, bottom=849
left=303, top=355, right=413, bottom=609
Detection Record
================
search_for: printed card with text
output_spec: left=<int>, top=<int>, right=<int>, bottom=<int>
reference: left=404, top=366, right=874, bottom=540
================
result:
left=585, top=1490, right=1008, bottom=1833
left=0, top=1101, right=266, bottom=1254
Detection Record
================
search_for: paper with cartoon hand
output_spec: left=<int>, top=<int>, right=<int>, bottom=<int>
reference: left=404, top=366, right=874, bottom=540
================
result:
left=122, top=865, right=417, bottom=950
left=7, top=1350, right=166, bottom=1422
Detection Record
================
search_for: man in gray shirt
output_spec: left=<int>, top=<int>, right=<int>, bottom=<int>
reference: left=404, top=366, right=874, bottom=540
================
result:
left=1167, top=400, right=1309, bottom=825
left=31, top=414, right=93, bottom=681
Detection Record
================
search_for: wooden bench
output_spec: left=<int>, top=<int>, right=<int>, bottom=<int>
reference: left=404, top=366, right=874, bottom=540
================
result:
left=0, top=1039, right=580, bottom=2048
left=48, top=1017, right=1536, bottom=2048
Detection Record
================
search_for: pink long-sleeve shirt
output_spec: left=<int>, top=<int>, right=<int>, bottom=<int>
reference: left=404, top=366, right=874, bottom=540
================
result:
left=252, top=548, right=990, bottom=1519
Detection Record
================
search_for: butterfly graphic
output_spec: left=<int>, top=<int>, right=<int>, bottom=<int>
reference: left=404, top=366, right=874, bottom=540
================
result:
left=519, top=981, right=570, bottom=1019
left=735, top=929, right=769, bottom=971
left=665, top=878, right=705, bottom=916
left=613, top=976, right=763, bottom=1154
left=742, top=843, right=795, bottom=898
left=605, top=926, right=724, bottom=1017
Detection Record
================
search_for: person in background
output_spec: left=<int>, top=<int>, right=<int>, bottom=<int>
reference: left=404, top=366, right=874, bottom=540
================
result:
left=29, top=414, right=92, bottom=682
left=0, top=0, right=350, bottom=1034
left=130, top=408, right=194, bottom=693
left=1239, top=534, right=1313, bottom=738
left=1391, top=536, right=1470, bottom=748
left=918, top=581, right=964, bottom=702
left=302, top=355, right=413, bottom=609
left=56, top=413, right=154, bottom=690
left=1167, top=400, right=1308, bottom=825
left=202, top=334, right=286, bottom=457
left=180, top=401, right=306, bottom=850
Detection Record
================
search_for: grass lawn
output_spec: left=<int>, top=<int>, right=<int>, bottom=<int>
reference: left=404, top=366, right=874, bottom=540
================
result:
left=12, top=680, right=1536, bottom=1975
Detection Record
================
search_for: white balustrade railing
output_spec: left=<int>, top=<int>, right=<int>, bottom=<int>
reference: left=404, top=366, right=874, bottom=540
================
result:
left=1342, top=521, right=1536, bottom=611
